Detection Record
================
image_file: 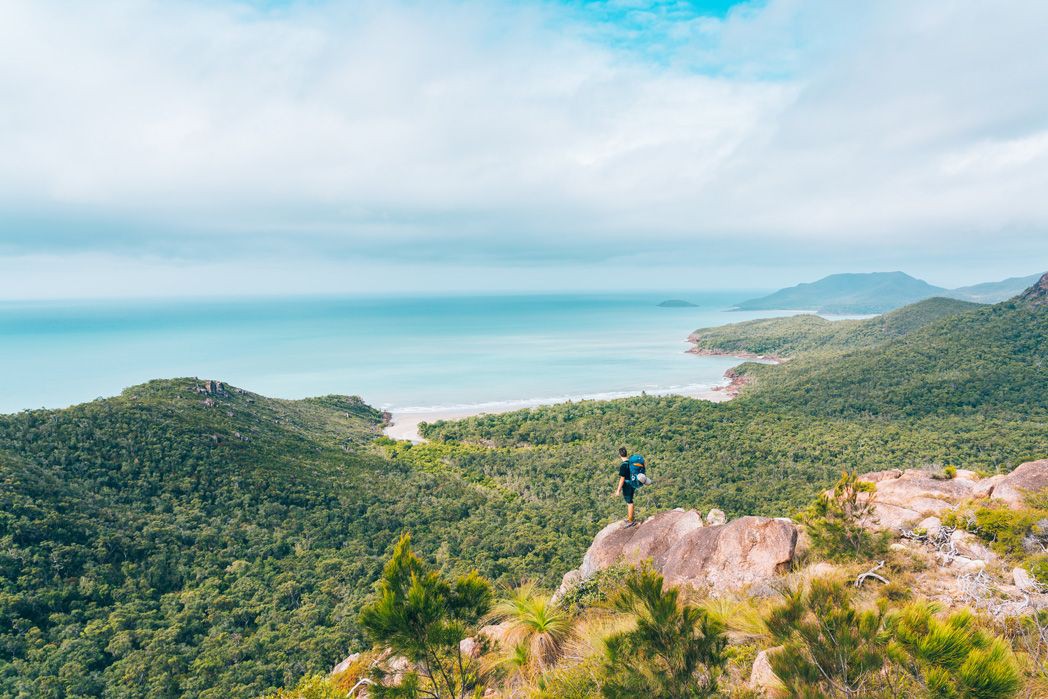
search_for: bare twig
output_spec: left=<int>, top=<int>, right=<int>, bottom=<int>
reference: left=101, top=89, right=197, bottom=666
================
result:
left=855, top=561, right=889, bottom=587
left=348, top=677, right=377, bottom=696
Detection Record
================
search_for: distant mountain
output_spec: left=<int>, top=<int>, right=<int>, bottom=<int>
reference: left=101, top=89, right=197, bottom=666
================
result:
left=657, top=299, right=698, bottom=308
left=734, top=271, right=1045, bottom=314
left=733, top=272, right=945, bottom=314
left=946, top=273, right=1044, bottom=303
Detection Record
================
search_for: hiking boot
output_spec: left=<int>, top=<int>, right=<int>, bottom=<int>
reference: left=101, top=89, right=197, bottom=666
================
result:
left=623, top=520, right=637, bottom=528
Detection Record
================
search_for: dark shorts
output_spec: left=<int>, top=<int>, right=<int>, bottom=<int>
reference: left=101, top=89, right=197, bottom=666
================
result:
left=622, top=484, right=635, bottom=504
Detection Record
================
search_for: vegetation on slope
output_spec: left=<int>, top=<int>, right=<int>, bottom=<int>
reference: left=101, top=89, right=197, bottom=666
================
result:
left=691, top=296, right=980, bottom=358
left=0, top=380, right=608, bottom=697
left=743, top=299, right=1048, bottom=419
left=3, top=278, right=1046, bottom=697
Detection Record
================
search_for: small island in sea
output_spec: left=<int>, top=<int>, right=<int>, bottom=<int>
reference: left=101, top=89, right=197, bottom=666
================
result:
left=657, top=299, right=698, bottom=307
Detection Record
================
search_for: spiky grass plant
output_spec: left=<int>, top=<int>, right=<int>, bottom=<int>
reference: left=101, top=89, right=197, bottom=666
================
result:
left=700, top=597, right=772, bottom=643
left=488, top=582, right=574, bottom=676
left=885, top=602, right=1021, bottom=698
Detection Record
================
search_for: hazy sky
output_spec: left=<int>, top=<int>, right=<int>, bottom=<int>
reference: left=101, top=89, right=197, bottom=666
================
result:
left=1, top=0, right=1047, bottom=298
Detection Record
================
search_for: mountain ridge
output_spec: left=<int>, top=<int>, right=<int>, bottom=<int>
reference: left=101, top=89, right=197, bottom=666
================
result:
left=734, top=270, right=1044, bottom=314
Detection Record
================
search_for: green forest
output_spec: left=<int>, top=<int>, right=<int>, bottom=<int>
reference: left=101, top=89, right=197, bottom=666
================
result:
left=1, top=287, right=1046, bottom=697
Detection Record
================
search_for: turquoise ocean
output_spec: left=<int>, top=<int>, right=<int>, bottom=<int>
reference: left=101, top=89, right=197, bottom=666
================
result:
left=0, top=291, right=804, bottom=415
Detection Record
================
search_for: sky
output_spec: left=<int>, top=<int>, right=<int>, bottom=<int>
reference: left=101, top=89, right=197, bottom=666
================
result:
left=1, top=0, right=1047, bottom=298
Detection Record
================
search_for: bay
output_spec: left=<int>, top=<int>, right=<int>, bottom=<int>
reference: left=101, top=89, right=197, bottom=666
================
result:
left=0, top=291, right=801, bottom=414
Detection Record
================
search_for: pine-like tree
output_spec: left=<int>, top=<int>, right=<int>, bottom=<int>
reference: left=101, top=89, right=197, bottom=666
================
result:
left=359, top=534, right=493, bottom=699
left=799, top=470, right=887, bottom=560
left=600, top=568, right=726, bottom=699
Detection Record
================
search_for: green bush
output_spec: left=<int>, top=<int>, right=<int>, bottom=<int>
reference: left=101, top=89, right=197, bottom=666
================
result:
left=798, top=471, right=889, bottom=561
left=359, top=534, right=493, bottom=699
left=944, top=501, right=1048, bottom=557
left=885, top=602, right=1021, bottom=698
left=601, top=568, right=726, bottom=698
left=1028, top=555, right=1048, bottom=586
left=766, top=578, right=888, bottom=697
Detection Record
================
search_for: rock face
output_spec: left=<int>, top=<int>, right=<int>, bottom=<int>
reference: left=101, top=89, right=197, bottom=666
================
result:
left=990, top=459, right=1048, bottom=508
left=860, top=470, right=983, bottom=530
left=852, top=463, right=1043, bottom=531
left=750, top=647, right=784, bottom=696
left=568, top=509, right=798, bottom=595
left=1016, top=271, right=1048, bottom=307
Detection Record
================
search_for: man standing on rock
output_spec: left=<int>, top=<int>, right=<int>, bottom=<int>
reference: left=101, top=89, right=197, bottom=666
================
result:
left=614, top=447, right=649, bottom=527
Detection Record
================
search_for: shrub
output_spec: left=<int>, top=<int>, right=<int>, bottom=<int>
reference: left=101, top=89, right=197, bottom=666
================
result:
left=601, top=568, right=726, bottom=698
left=885, top=602, right=1021, bottom=698
left=945, top=501, right=1048, bottom=557
left=798, top=471, right=889, bottom=560
left=1029, top=555, right=1048, bottom=586
left=766, top=578, right=888, bottom=697
left=557, top=564, right=635, bottom=615
left=931, top=465, right=958, bottom=480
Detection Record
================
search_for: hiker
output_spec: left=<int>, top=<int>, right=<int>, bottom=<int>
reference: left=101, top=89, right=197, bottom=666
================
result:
left=614, top=447, right=651, bottom=527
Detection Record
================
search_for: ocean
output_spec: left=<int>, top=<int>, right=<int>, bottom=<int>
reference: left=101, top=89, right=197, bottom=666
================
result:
left=0, top=291, right=802, bottom=415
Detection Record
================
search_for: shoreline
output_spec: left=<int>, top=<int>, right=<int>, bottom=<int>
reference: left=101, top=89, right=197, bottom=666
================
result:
left=384, top=384, right=732, bottom=442
left=384, top=341, right=787, bottom=443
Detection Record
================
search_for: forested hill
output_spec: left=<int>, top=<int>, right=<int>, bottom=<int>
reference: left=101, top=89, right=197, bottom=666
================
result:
left=0, top=380, right=607, bottom=697
left=738, top=280, right=1048, bottom=419
left=690, top=296, right=980, bottom=358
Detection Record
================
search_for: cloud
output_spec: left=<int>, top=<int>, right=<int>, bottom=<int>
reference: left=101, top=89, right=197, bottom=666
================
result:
left=0, top=0, right=1046, bottom=295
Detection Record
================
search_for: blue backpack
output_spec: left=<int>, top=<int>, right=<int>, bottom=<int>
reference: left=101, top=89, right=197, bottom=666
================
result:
left=628, top=454, right=646, bottom=489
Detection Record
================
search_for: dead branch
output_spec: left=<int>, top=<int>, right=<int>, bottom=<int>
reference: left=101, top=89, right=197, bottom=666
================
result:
left=855, top=560, right=889, bottom=587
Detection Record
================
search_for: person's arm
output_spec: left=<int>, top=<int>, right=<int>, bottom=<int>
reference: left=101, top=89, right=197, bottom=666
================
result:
left=615, top=475, right=625, bottom=495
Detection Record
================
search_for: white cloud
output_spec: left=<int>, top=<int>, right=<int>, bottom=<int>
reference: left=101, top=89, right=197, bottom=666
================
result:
left=0, top=0, right=1047, bottom=296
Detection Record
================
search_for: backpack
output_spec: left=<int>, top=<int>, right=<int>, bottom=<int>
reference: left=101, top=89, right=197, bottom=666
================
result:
left=627, top=454, right=646, bottom=489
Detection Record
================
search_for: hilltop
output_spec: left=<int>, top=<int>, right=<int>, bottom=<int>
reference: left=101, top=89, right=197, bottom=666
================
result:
left=734, top=270, right=1043, bottom=314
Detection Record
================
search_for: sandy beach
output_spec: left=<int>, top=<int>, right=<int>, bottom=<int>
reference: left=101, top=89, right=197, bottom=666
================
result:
left=384, top=384, right=731, bottom=442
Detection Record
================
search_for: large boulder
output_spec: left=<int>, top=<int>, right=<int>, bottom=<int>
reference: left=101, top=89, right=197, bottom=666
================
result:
left=856, top=468, right=986, bottom=530
left=580, top=508, right=704, bottom=578
left=853, top=461, right=1048, bottom=531
left=570, top=510, right=798, bottom=595
left=990, top=459, right=1048, bottom=508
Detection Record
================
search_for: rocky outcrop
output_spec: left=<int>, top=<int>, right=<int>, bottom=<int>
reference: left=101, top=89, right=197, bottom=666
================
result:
left=989, top=459, right=1048, bottom=508
left=563, top=509, right=798, bottom=596
left=853, top=460, right=1048, bottom=531
left=1016, top=271, right=1048, bottom=307
left=861, top=469, right=984, bottom=530
left=706, top=508, right=727, bottom=526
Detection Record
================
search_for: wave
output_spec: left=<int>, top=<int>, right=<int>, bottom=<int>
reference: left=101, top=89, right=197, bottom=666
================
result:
left=386, top=381, right=725, bottom=414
